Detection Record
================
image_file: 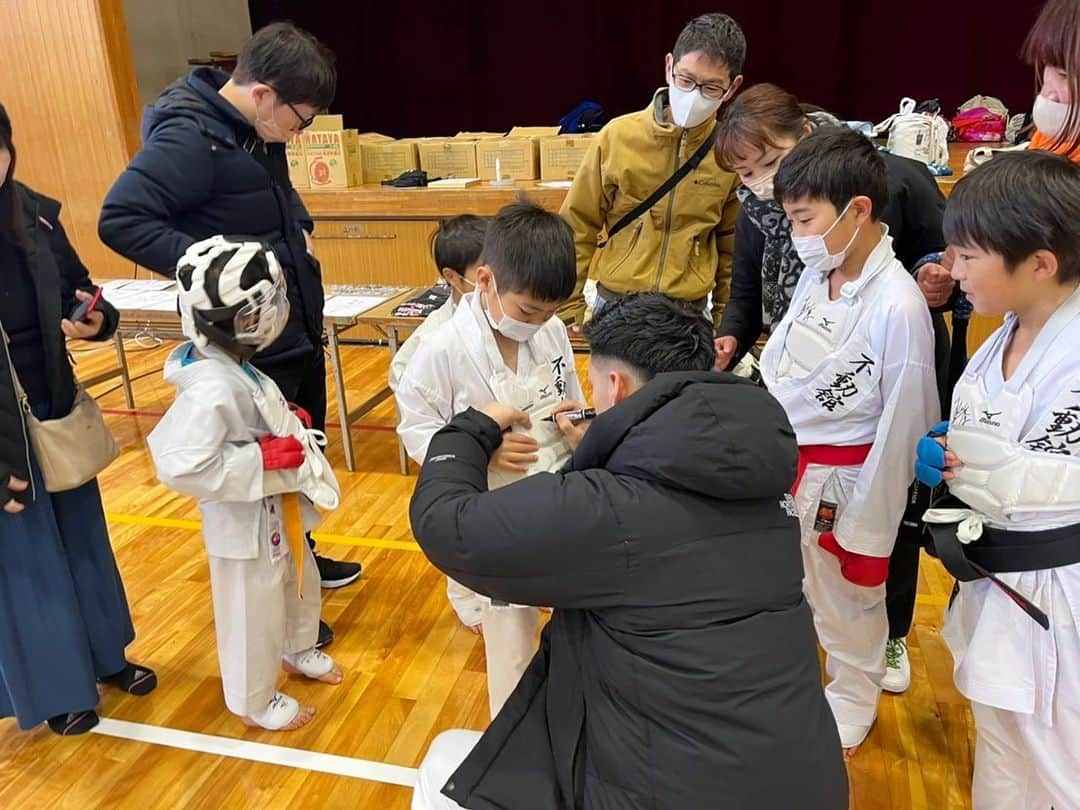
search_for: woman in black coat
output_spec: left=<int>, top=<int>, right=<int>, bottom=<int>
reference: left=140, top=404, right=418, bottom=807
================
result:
left=0, top=104, right=155, bottom=735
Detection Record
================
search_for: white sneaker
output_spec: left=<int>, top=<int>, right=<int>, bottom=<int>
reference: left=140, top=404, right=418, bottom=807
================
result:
left=882, top=637, right=911, bottom=694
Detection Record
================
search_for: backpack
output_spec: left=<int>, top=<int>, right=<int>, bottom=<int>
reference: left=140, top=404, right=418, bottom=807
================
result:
left=874, top=98, right=950, bottom=166
left=952, top=96, right=1009, bottom=143
left=558, top=101, right=606, bottom=134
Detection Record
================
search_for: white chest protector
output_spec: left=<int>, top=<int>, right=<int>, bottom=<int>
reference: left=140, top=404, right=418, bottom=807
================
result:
left=202, top=345, right=341, bottom=511
left=469, top=295, right=573, bottom=491
left=763, top=267, right=886, bottom=424
left=930, top=289, right=1080, bottom=536
left=777, top=279, right=856, bottom=379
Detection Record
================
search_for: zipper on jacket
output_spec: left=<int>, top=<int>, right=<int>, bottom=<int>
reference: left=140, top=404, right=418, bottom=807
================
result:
left=1, top=327, right=36, bottom=502
left=653, top=131, right=686, bottom=292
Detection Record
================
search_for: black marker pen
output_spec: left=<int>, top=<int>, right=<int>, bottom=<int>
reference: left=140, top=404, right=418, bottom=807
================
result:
left=542, top=408, right=596, bottom=424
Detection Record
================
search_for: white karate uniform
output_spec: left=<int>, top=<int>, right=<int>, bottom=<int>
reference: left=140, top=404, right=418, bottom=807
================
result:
left=388, top=295, right=457, bottom=393
left=760, top=230, right=938, bottom=734
left=396, top=291, right=583, bottom=716
left=147, top=343, right=341, bottom=716
left=930, top=287, right=1080, bottom=810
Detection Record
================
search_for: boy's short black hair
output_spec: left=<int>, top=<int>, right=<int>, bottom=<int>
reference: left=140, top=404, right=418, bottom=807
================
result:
left=433, top=215, right=487, bottom=276
left=483, top=199, right=576, bottom=302
left=672, top=14, right=747, bottom=76
left=233, top=22, right=337, bottom=110
left=585, top=294, right=716, bottom=380
left=944, top=150, right=1080, bottom=283
left=774, top=126, right=888, bottom=220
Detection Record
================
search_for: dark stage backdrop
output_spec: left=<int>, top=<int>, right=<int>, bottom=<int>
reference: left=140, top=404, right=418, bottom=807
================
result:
left=249, top=0, right=1044, bottom=138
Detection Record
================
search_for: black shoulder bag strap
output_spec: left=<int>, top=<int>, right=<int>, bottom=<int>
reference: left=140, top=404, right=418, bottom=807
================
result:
left=598, top=126, right=719, bottom=248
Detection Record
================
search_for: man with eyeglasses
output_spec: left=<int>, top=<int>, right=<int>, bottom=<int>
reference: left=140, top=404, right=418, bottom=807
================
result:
left=559, top=13, right=746, bottom=330
left=100, top=22, right=362, bottom=645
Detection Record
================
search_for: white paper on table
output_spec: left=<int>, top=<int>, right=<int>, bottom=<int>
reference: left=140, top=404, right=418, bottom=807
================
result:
left=323, top=295, right=388, bottom=318
left=99, top=280, right=179, bottom=312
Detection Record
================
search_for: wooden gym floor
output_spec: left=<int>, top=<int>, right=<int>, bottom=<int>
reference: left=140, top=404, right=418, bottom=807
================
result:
left=0, top=338, right=976, bottom=809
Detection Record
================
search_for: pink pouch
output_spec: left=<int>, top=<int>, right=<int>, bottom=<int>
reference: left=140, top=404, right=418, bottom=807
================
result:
left=952, top=107, right=1007, bottom=142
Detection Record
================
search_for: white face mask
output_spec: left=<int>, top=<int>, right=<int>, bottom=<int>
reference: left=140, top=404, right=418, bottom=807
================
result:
left=745, top=168, right=777, bottom=201
left=1033, top=94, right=1071, bottom=138
left=791, top=200, right=859, bottom=272
left=254, top=92, right=291, bottom=143
left=483, top=276, right=543, bottom=342
left=668, top=83, right=723, bottom=129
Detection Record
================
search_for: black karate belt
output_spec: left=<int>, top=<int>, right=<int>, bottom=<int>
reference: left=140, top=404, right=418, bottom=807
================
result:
left=927, top=506, right=1080, bottom=630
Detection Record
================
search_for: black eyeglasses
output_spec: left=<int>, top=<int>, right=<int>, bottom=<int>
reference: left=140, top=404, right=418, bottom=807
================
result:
left=672, top=71, right=731, bottom=101
left=267, top=85, right=316, bottom=130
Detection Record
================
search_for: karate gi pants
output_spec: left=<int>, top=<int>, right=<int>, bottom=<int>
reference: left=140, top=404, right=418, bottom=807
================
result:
left=795, top=464, right=888, bottom=730
left=208, top=536, right=321, bottom=716
left=968, top=615, right=1080, bottom=810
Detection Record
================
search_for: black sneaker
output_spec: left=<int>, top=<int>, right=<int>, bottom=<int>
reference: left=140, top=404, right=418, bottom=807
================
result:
left=314, top=554, right=362, bottom=589
left=316, top=620, right=335, bottom=649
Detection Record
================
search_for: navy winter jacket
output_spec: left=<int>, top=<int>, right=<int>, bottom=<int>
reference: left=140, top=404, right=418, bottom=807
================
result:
left=99, top=67, right=322, bottom=363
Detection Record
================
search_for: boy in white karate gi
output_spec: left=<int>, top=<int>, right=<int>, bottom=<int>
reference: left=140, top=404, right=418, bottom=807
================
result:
left=389, top=215, right=486, bottom=393
left=915, top=152, right=1080, bottom=810
left=396, top=200, right=583, bottom=717
left=391, top=216, right=487, bottom=634
left=759, top=127, right=938, bottom=753
left=148, top=236, right=344, bottom=731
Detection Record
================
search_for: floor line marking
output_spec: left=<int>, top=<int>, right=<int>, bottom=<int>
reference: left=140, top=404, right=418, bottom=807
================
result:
left=104, top=512, right=421, bottom=552
left=91, top=718, right=418, bottom=787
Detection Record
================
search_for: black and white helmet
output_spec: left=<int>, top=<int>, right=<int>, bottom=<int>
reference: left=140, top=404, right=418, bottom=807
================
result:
left=176, top=236, right=289, bottom=360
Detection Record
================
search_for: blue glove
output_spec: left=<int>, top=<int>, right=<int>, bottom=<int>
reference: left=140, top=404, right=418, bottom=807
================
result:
left=914, top=421, right=950, bottom=486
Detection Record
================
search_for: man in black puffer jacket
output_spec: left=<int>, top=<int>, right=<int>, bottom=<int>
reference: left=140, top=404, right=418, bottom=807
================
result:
left=99, top=22, right=360, bottom=634
left=409, top=293, right=847, bottom=810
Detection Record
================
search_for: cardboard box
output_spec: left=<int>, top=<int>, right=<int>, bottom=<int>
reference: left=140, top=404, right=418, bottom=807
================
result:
left=303, top=115, right=364, bottom=189
left=475, top=137, right=540, bottom=181
left=415, top=138, right=479, bottom=178
left=360, top=140, right=419, bottom=183
left=539, top=135, right=594, bottom=181
left=286, top=135, right=308, bottom=189
left=508, top=126, right=561, bottom=138
left=456, top=131, right=505, bottom=139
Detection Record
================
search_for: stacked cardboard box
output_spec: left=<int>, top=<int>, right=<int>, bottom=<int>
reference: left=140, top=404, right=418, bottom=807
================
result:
left=539, top=134, right=595, bottom=181
left=303, top=115, right=363, bottom=189
left=360, top=136, right=419, bottom=184
left=414, top=137, right=480, bottom=178
left=286, top=135, right=308, bottom=189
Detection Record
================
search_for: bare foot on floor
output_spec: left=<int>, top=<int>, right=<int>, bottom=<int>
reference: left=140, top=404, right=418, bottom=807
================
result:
left=242, top=693, right=316, bottom=731
left=283, top=656, right=344, bottom=685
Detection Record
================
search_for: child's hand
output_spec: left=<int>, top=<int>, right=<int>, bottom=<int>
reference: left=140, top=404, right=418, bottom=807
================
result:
left=490, top=433, right=540, bottom=473
left=259, top=435, right=305, bottom=470
left=288, top=402, right=313, bottom=429
left=914, top=421, right=962, bottom=486
left=479, top=402, right=532, bottom=432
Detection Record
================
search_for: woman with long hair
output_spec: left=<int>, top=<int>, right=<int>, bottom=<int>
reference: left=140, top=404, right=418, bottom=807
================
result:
left=0, top=102, right=155, bottom=735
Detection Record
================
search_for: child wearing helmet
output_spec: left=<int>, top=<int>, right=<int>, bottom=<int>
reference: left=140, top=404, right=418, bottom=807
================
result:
left=147, top=235, right=344, bottom=731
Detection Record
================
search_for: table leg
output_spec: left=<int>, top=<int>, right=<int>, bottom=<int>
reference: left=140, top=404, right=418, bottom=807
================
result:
left=327, top=325, right=355, bottom=472
left=387, top=327, right=409, bottom=476
left=115, top=331, right=135, bottom=409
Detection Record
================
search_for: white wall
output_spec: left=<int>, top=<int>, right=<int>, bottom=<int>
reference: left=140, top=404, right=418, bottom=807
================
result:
left=123, top=0, right=252, bottom=106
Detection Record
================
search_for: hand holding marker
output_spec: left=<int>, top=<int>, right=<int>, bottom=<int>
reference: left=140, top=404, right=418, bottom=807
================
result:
left=542, top=408, right=596, bottom=424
